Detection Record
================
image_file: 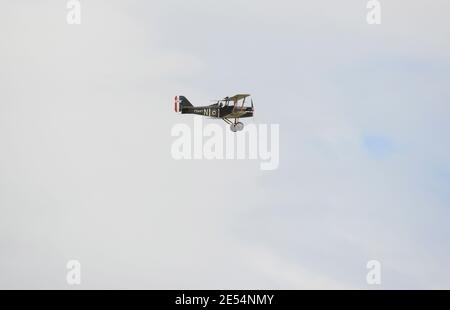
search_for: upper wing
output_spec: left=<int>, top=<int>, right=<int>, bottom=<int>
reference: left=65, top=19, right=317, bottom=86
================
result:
left=226, top=94, right=251, bottom=102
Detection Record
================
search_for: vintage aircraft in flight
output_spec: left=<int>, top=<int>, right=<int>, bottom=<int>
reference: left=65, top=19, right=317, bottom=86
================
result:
left=174, top=94, right=254, bottom=132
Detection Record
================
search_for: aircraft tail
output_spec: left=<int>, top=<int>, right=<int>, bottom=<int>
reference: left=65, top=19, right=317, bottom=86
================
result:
left=174, top=96, right=193, bottom=112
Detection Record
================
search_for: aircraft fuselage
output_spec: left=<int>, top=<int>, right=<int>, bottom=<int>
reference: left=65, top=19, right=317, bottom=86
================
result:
left=181, top=105, right=253, bottom=119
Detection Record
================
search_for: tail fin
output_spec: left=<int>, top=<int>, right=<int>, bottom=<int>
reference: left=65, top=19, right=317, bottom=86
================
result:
left=174, top=96, right=193, bottom=112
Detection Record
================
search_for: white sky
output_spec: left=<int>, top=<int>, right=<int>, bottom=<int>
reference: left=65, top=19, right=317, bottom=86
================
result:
left=1, top=0, right=450, bottom=289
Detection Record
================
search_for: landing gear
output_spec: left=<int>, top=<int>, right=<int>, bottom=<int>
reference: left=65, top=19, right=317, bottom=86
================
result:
left=225, top=119, right=244, bottom=132
left=235, top=122, right=244, bottom=131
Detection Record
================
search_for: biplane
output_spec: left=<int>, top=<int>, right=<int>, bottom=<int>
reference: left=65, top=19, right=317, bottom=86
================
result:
left=174, top=94, right=254, bottom=132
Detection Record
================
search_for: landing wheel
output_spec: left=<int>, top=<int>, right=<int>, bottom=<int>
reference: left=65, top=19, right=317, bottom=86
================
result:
left=235, top=122, right=244, bottom=131
left=230, top=124, right=238, bottom=132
